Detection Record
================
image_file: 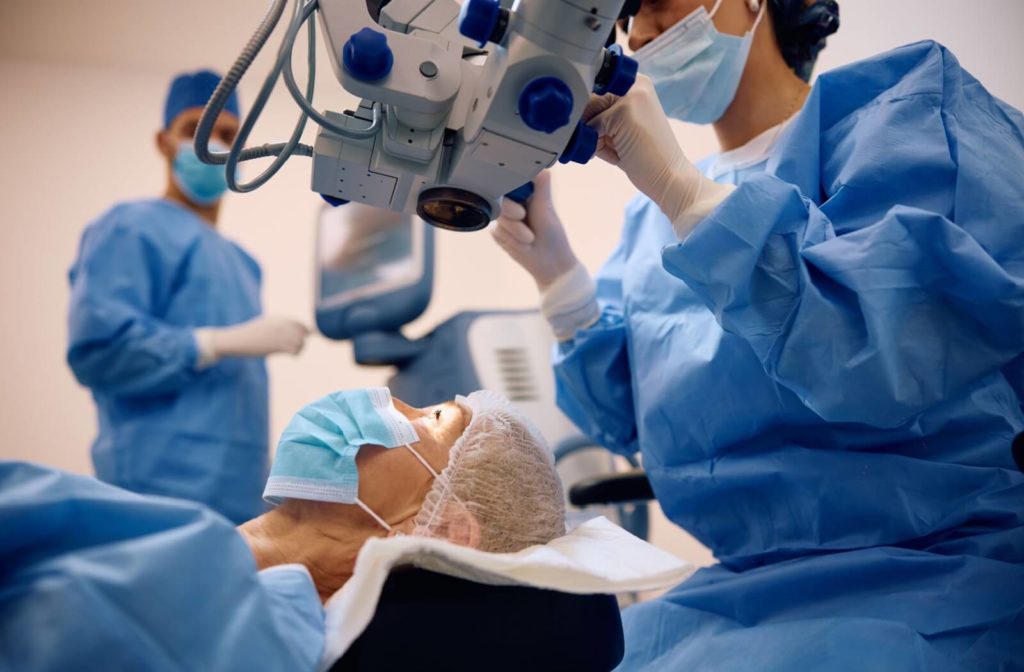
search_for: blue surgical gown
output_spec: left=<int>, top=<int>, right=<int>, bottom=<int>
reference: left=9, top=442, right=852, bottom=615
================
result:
left=67, top=199, right=269, bottom=523
left=0, top=461, right=324, bottom=671
left=556, top=41, right=1024, bottom=670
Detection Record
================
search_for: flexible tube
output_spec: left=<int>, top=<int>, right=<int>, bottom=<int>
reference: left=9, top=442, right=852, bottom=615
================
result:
left=195, top=0, right=288, bottom=166
left=225, top=0, right=317, bottom=191
left=281, top=2, right=381, bottom=140
left=195, top=0, right=382, bottom=193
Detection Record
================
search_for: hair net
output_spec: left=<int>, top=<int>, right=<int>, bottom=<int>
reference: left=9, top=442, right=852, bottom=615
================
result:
left=768, top=0, right=840, bottom=81
left=164, top=69, right=240, bottom=129
left=412, top=390, right=566, bottom=553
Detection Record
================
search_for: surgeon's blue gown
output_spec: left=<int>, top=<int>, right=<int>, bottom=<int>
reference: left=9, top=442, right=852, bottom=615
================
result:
left=67, top=199, right=268, bottom=523
left=0, top=461, right=323, bottom=671
left=557, top=42, right=1024, bottom=670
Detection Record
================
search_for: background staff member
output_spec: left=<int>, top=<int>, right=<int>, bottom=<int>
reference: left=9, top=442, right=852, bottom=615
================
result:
left=67, top=69, right=308, bottom=523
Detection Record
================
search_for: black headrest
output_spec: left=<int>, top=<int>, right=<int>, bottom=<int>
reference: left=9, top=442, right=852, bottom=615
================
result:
left=332, top=567, right=624, bottom=672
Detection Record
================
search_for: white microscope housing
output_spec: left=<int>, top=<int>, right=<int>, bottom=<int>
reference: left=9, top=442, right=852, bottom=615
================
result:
left=312, top=0, right=637, bottom=230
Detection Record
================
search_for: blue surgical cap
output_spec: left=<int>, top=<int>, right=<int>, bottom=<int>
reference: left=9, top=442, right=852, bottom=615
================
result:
left=163, top=69, right=241, bottom=129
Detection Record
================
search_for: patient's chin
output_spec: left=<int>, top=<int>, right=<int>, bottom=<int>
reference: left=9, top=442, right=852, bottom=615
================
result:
left=279, top=498, right=365, bottom=532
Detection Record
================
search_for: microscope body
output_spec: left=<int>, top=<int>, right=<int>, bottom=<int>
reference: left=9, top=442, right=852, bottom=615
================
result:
left=312, top=0, right=635, bottom=230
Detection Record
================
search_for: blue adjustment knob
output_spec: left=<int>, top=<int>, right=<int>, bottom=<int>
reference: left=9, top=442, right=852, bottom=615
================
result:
left=559, top=121, right=598, bottom=165
left=343, top=28, right=394, bottom=82
left=320, top=194, right=349, bottom=207
left=505, top=182, right=535, bottom=205
left=594, top=45, right=639, bottom=96
left=459, top=0, right=501, bottom=47
left=518, top=77, right=574, bottom=134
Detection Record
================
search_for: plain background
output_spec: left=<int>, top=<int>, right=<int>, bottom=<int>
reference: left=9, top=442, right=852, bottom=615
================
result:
left=1, top=0, right=1021, bottom=567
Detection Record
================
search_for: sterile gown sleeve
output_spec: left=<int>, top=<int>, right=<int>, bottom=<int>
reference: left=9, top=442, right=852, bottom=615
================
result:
left=0, top=461, right=324, bottom=672
left=661, top=44, right=1024, bottom=429
left=553, top=240, right=640, bottom=456
left=67, top=211, right=200, bottom=397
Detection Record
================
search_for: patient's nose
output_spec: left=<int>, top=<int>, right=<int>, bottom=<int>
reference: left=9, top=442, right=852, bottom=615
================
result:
left=392, top=397, right=425, bottom=420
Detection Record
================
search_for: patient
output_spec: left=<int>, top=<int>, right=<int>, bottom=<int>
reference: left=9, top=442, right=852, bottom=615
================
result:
left=0, top=388, right=567, bottom=670
left=238, top=388, right=567, bottom=602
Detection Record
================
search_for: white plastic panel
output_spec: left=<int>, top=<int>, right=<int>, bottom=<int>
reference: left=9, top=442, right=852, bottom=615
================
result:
left=466, top=312, right=579, bottom=448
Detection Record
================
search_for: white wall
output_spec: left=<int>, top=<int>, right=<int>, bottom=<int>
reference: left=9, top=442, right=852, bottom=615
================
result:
left=0, top=1, right=1020, bottom=568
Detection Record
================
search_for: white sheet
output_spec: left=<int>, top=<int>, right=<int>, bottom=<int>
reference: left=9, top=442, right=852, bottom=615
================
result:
left=318, top=516, right=694, bottom=670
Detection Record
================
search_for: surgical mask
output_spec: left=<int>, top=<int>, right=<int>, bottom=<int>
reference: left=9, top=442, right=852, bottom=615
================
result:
left=634, top=0, right=766, bottom=124
left=264, top=387, right=438, bottom=532
left=172, top=140, right=229, bottom=206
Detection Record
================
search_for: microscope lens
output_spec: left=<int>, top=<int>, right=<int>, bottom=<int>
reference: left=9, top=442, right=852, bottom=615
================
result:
left=417, top=187, right=492, bottom=232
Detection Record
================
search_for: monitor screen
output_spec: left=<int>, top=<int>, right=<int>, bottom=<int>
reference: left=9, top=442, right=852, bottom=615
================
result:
left=316, top=203, right=424, bottom=309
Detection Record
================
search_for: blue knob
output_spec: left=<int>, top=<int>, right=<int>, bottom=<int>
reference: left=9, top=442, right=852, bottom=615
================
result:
left=320, top=194, right=349, bottom=207
left=343, top=28, right=394, bottom=82
left=559, top=121, right=598, bottom=165
left=505, top=182, right=535, bottom=205
left=594, top=45, right=639, bottom=96
left=518, top=77, right=574, bottom=134
left=459, top=0, right=501, bottom=47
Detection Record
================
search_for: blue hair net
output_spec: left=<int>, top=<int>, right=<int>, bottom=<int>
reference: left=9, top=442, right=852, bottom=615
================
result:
left=163, top=69, right=241, bottom=129
left=768, top=0, right=840, bottom=81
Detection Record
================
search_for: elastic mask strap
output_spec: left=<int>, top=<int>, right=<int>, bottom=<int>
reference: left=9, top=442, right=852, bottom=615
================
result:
left=354, top=446, right=438, bottom=535
left=709, top=0, right=766, bottom=32
left=406, top=442, right=468, bottom=535
left=405, top=444, right=441, bottom=479
left=407, top=442, right=466, bottom=514
left=355, top=498, right=392, bottom=532
left=751, top=0, right=767, bottom=33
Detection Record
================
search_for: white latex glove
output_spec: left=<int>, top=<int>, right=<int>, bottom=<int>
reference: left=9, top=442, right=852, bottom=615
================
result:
left=584, top=75, right=734, bottom=238
left=490, top=171, right=579, bottom=289
left=194, top=316, right=310, bottom=368
left=490, top=172, right=599, bottom=340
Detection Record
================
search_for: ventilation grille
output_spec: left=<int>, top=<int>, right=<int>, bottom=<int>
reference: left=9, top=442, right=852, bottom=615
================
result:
left=494, top=347, right=540, bottom=402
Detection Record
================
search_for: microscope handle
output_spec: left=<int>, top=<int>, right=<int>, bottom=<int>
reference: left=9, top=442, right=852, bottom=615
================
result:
left=504, top=181, right=535, bottom=205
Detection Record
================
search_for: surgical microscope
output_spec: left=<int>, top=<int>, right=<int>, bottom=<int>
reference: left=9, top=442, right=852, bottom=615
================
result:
left=195, top=0, right=640, bottom=230
left=199, top=0, right=652, bottom=544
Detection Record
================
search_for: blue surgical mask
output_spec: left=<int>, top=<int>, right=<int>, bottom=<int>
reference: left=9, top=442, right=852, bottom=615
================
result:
left=264, top=387, right=438, bottom=531
left=172, top=140, right=229, bottom=206
left=634, top=0, right=766, bottom=124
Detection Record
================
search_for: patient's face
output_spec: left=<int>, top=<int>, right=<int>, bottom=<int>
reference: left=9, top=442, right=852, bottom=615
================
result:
left=267, top=396, right=470, bottom=553
left=353, top=397, right=471, bottom=526
left=241, top=396, right=473, bottom=600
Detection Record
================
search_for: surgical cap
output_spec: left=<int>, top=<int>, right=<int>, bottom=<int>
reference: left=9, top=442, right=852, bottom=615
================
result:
left=413, top=391, right=567, bottom=553
left=768, top=0, right=840, bottom=81
left=163, top=69, right=240, bottom=129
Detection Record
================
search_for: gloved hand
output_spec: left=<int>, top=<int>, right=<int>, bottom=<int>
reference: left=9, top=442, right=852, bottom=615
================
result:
left=194, top=316, right=310, bottom=368
left=490, top=172, right=600, bottom=340
left=490, top=171, right=579, bottom=289
left=584, top=75, right=734, bottom=237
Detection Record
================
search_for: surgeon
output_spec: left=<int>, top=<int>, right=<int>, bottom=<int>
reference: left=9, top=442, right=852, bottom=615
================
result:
left=67, top=69, right=309, bottom=523
left=0, top=389, right=566, bottom=669
left=493, top=0, right=1024, bottom=669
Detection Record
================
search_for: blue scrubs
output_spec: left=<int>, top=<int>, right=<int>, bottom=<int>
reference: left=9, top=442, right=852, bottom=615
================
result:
left=68, top=199, right=269, bottom=523
left=557, top=42, right=1024, bottom=669
left=0, top=461, right=324, bottom=671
